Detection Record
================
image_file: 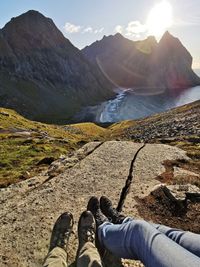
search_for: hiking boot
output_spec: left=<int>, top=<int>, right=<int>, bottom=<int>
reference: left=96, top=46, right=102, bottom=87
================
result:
left=77, top=210, right=96, bottom=255
left=87, top=196, right=108, bottom=227
left=100, top=196, right=125, bottom=224
left=49, top=212, right=74, bottom=252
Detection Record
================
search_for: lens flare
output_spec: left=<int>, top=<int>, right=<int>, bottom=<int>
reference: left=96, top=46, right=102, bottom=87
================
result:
left=147, top=0, right=173, bottom=39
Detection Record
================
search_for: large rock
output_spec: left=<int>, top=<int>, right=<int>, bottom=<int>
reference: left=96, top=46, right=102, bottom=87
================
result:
left=0, top=141, right=190, bottom=267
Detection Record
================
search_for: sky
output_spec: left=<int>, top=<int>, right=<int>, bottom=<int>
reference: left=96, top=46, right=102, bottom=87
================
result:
left=0, top=0, right=200, bottom=69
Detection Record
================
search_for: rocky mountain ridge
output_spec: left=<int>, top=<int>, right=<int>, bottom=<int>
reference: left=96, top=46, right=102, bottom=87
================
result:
left=0, top=10, right=114, bottom=123
left=83, top=32, right=200, bottom=91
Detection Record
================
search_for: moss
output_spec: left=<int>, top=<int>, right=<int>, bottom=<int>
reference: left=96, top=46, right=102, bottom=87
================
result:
left=0, top=108, right=107, bottom=187
left=70, top=122, right=107, bottom=138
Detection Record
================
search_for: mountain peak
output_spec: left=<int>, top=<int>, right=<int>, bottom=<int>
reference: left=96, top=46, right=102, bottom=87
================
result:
left=159, top=31, right=177, bottom=43
left=5, top=10, right=52, bottom=28
left=163, top=30, right=171, bottom=37
left=114, top=32, right=124, bottom=39
left=2, top=10, right=67, bottom=51
left=22, top=9, right=44, bottom=16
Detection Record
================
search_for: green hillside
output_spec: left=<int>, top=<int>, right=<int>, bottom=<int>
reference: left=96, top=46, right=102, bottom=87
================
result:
left=0, top=107, right=107, bottom=187
left=0, top=101, right=199, bottom=188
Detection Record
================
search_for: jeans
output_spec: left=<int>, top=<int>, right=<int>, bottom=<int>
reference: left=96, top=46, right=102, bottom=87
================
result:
left=98, top=218, right=200, bottom=267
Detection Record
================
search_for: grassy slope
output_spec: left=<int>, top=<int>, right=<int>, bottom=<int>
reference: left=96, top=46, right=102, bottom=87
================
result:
left=0, top=107, right=107, bottom=187
left=0, top=101, right=199, bottom=187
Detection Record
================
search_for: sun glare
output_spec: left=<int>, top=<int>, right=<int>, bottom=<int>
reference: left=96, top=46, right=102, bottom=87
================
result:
left=147, top=0, right=173, bottom=39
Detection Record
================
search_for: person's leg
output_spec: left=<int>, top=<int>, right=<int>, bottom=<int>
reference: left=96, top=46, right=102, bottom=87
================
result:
left=121, top=219, right=200, bottom=257
left=100, top=195, right=200, bottom=258
left=77, top=242, right=102, bottom=267
left=76, top=210, right=103, bottom=267
left=43, top=212, right=74, bottom=267
left=152, top=223, right=200, bottom=258
left=43, top=247, right=67, bottom=267
left=98, top=220, right=200, bottom=267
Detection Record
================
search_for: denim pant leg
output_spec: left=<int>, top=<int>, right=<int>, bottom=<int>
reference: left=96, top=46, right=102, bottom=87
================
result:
left=152, top=223, right=200, bottom=257
left=123, top=218, right=200, bottom=258
left=98, top=220, right=200, bottom=267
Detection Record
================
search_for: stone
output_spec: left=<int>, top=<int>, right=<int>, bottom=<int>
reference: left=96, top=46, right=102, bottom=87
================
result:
left=0, top=141, right=190, bottom=267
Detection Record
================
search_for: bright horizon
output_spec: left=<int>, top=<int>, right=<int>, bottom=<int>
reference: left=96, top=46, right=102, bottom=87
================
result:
left=0, top=0, right=200, bottom=70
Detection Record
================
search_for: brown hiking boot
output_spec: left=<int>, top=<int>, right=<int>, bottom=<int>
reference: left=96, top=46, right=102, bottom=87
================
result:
left=77, top=211, right=96, bottom=255
left=49, top=212, right=74, bottom=252
left=100, top=196, right=125, bottom=224
left=87, top=196, right=108, bottom=227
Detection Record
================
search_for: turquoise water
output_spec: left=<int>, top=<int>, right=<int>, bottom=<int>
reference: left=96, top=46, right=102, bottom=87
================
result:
left=76, top=86, right=200, bottom=123
left=98, top=86, right=200, bottom=123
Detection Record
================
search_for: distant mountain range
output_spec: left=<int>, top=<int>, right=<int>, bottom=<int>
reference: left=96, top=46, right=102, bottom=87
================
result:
left=83, top=32, right=200, bottom=94
left=0, top=10, right=199, bottom=124
left=0, top=10, right=114, bottom=123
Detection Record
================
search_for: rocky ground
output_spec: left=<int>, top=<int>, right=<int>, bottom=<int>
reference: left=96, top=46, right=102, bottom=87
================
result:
left=0, top=141, right=199, bottom=267
left=0, top=101, right=200, bottom=266
left=110, top=100, right=200, bottom=143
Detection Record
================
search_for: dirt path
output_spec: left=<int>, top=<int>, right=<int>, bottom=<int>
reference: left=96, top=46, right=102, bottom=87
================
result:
left=0, top=141, right=190, bottom=267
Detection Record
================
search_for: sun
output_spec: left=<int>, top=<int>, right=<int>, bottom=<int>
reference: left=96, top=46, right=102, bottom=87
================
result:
left=146, top=0, right=173, bottom=39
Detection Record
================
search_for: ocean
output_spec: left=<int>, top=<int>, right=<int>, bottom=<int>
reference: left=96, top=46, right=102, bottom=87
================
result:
left=75, top=85, right=200, bottom=123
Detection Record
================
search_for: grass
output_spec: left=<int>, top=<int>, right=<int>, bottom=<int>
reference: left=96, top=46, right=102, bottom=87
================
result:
left=0, top=108, right=107, bottom=187
left=70, top=122, right=108, bottom=138
left=0, top=100, right=199, bottom=188
left=0, top=137, right=69, bottom=186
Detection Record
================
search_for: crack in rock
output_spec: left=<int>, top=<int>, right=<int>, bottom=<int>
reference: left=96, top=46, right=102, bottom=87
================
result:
left=117, top=144, right=146, bottom=212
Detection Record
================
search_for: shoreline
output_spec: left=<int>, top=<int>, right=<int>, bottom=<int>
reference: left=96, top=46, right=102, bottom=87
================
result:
left=74, top=86, right=200, bottom=124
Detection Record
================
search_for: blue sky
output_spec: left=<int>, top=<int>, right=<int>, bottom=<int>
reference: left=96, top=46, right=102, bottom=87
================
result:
left=0, top=0, right=200, bottom=69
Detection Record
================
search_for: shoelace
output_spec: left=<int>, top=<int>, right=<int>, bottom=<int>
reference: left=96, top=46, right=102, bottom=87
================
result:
left=81, top=227, right=95, bottom=243
left=59, top=230, right=70, bottom=247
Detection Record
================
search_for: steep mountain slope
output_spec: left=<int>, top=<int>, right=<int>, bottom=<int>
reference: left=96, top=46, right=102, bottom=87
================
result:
left=151, top=31, right=200, bottom=92
left=82, top=32, right=200, bottom=91
left=0, top=10, right=114, bottom=123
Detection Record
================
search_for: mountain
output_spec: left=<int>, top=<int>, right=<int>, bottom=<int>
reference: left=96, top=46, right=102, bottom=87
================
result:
left=0, top=10, right=114, bottom=123
left=82, top=32, right=200, bottom=92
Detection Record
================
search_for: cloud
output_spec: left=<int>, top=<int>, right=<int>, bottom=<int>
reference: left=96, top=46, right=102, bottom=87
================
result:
left=82, top=26, right=104, bottom=34
left=94, top=27, right=104, bottom=34
left=115, top=25, right=123, bottom=34
left=83, top=26, right=93, bottom=33
left=114, top=21, right=147, bottom=39
left=64, top=22, right=81, bottom=33
left=125, top=21, right=147, bottom=37
left=64, top=22, right=104, bottom=35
